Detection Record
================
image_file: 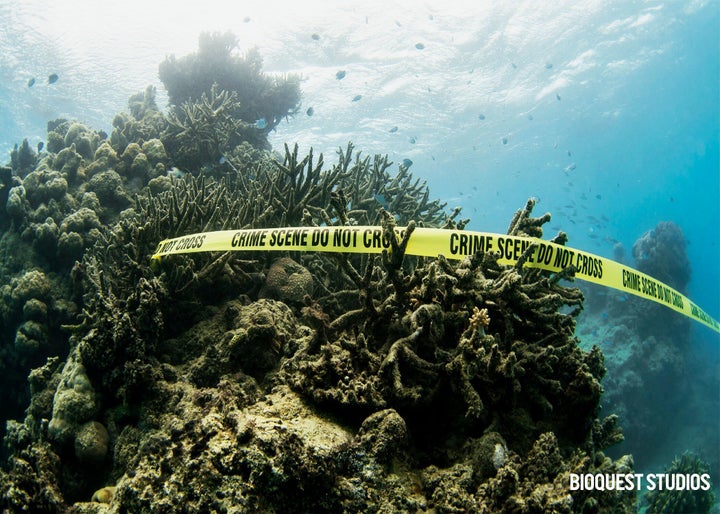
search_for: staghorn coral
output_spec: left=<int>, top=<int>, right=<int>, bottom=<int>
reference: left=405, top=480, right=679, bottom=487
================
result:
left=162, top=84, right=259, bottom=169
left=282, top=197, right=613, bottom=463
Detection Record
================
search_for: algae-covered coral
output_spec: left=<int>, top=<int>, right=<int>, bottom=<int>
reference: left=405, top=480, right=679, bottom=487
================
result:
left=1, top=41, right=635, bottom=513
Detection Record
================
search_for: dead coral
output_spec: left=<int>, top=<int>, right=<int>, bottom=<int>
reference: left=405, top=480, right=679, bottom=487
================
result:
left=283, top=197, right=613, bottom=462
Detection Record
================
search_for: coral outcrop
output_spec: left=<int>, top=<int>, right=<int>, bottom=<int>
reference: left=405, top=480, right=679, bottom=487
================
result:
left=159, top=31, right=300, bottom=132
left=576, top=219, right=707, bottom=483
left=159, top=31, right=301, bottom=164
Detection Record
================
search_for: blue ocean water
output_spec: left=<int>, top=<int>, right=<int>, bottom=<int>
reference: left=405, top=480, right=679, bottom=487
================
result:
left=1, top=0, right=718, bottom=497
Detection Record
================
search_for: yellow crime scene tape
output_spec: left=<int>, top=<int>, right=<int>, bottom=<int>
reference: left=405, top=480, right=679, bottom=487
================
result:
left=152, top=226, right=720, bottom=333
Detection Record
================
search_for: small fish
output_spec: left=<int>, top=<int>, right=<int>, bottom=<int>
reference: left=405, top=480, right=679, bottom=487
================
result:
left=563, top=163, right=576, bottom=173
left=37, top=141, right=44, bottom=153
left=527, top=114, right=533, bottom=121
left=311, top=33, right=320, bottom=41
left=351, top=94, right=362, bottom=102
left=402, top=158, right=413, bottom=168
left=478, top=113, right=485, bottom=120
left=255, top=118, right=267, bottom=129
left=218, top=156, right=226, bottom=164
left=306, top=107, right=314, bottom=116
left=389, top=126, right=398, bottom=133
left=415, top=42, right=425, bottom=50
left=545, top=63, right=553, bottom=69
left=556, top=93, right=561, bottom=101
left=336, top=70, right=346, bottom=80
left=409, top=136, right=416, bottom=144
left=167, top=167, right=186, bottom=179
left=27, top=78, right=36, bottom=87
left=47, top=73, right=58, bottom=84
left=595, top=194, right=602, bottom=200
left=511, top=63, right=517, bottom=69
left=567, top=150, right=572, bottom=157
left=501, top=137, right=508, bottom=145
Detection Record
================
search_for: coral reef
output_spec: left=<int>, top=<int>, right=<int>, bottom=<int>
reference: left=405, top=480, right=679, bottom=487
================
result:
left=1, top=45, right=634, bottom=512
left=642, top=452, right=714, bottom=514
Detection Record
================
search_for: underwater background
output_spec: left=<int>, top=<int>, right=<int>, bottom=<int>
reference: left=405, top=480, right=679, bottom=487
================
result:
left=0, top=1, right=718, bottom=512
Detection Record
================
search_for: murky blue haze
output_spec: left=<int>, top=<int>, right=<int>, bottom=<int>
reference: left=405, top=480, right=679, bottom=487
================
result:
left=1, top=0, right=718, bottom=500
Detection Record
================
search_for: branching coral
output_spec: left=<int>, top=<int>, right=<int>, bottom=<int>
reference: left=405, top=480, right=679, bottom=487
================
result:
left=280, top=196, right=613, bottom=461
left=159, top=31, right=300, bottom=142
left=162, top=84, right=260, bottom=169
